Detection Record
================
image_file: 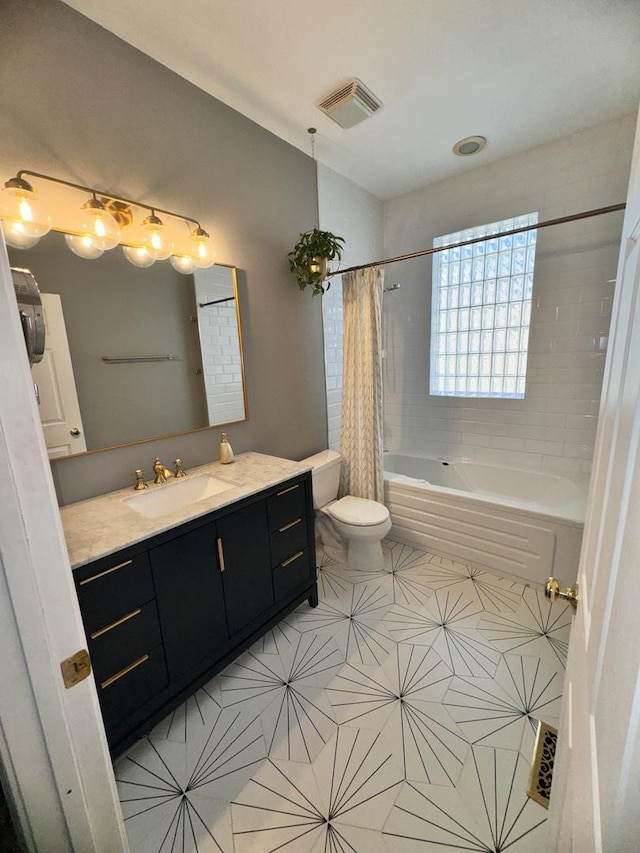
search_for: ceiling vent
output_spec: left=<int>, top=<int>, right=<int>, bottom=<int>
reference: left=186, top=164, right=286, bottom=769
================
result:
left=317, top=79, right=382, bottom=129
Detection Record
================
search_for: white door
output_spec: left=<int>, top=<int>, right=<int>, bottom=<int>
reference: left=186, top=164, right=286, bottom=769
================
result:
left=0, top=237, right=128, bottom=850
left=547, top=109, right=640, bottom=851
left=32, top=293, right=87, bottom=457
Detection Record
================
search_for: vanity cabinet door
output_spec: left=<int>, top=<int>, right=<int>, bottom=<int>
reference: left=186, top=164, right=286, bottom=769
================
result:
left=217, top=500, right=273, bottom=636
left=149, top=521, right=228, bottom=685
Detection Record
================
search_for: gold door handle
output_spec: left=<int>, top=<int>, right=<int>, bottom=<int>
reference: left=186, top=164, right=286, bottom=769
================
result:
left=545, top=577, right=579, bottom=608
left=276, top=484, right=299, bottom=497
left=217, top=537, right=226, bottom=572
left=100, top=654, right=149, bottom=689
left=281, top=550, right=304, bottom=568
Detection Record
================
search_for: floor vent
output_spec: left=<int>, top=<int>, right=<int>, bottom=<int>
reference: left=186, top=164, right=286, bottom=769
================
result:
left=527, top=720, right=558, bottom=809
left=317, top=78, right=382, bottom=129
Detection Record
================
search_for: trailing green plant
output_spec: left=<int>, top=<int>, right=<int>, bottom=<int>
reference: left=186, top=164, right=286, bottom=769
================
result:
left=288, top=227, right=345, bottom=296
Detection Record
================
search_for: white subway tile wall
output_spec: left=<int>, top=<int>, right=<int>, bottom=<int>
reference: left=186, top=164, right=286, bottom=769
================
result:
left=317, top=163, right=384, bottom=449
left=381, top=113, right=636, bottom=476
left=194, top=267, right=245, bottom=425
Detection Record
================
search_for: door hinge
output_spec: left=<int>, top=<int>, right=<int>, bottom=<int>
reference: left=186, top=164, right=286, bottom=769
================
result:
left=60, top=649, right=92, bottom=689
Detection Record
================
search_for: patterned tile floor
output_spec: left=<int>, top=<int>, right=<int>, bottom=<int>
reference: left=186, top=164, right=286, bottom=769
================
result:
left=114, top=538, right=573, bottom=852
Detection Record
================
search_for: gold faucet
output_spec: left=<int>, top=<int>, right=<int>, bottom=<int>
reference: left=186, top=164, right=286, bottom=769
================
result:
left=133, top=469, right=148, bottom=490
left=153, top=457, right=174, bottom=484
left=174, top=458, right=187, bottom=478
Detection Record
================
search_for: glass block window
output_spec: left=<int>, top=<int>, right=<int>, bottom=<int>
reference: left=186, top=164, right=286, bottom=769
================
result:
left=430, top=212, right=538, bottom=398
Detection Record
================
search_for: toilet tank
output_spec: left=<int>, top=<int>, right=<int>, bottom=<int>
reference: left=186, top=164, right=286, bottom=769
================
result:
left=302, top=450, right=342, bottom=508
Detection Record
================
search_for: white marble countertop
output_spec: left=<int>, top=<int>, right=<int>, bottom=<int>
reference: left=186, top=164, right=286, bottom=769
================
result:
left=60, top=452, right=310, bottom=569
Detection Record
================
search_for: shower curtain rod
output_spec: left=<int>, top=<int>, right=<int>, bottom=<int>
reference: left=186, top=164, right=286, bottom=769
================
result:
left=327, top=202, right=626, bottom=279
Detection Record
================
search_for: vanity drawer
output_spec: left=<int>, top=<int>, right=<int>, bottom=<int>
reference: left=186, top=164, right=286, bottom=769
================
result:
left=87, top=600, right=162, bottom=683
left=267, top=478, right=308, bottom=532
left=75, top=551, right=155, bottom=634
left=98, top=645, right=168, bottom=730
left=272, top=548, right=311, bottom=601
left=270, top=515, right=308, bottom=567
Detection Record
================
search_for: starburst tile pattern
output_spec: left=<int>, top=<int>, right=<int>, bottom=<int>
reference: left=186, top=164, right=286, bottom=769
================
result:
left=288, top=582, right=395, bottom=666
left=315, top=549, right=358, bottom=600
left=152, top=684, right=221, bottom=744
left=478, top=587, right=573, bottom=667
left=117, top=538, right=567, bottom=852
left=220, top=633, right=342, bottom=762
left=328, top=645, right=467, bottom=786
left=386, top=588, right=502, bottom=678
left=232, top=726, right=403, bottom=852
left=416, top=553, right=525, bottom=614
left=384, top=746, right=548, bottom=852
left=116, top=708, right=265, bottom=852
left=443, top=654, right=563, bottom=751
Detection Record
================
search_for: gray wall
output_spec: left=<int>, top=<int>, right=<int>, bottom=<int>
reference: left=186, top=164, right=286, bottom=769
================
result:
left=1, top=0, right=327, bottom=504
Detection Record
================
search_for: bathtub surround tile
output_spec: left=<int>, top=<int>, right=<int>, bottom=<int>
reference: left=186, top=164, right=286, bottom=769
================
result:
left=118, top=538, right=568, bottom=852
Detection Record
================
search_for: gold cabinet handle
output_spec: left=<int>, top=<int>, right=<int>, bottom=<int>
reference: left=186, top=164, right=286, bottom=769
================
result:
left=100, top=654, right=149, bottom=689
left=281, top=550, right=304, bottom=568
left=276, top=484, right=299, bottom=497
left=90, top=608, right=142, bottom=640
left=79, top=559, right=132, bottom=585
left=278, top=517, right=302, bottom=533
left=217, top=537, right=226, bottom=572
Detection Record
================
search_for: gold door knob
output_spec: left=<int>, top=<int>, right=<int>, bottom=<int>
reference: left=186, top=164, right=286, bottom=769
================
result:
left=545, top=577, right=579, bottom=607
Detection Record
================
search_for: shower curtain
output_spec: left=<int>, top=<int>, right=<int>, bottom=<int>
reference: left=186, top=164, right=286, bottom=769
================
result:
left=339, top=266, right=385, bottom=502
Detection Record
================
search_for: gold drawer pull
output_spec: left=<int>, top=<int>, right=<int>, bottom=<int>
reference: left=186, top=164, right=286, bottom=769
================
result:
left=90, top=608, right=142, bottom=640
left=276, top=484, right=299, bottom=497
left=278, top=517, right=302, bottom=533
left=100, top=654, right=149, bottom=689
left=217, top=537, right=226, bottom=572
left=79, top=559, right=133, bottom=586
left=281, top=550, right=304, bottom=568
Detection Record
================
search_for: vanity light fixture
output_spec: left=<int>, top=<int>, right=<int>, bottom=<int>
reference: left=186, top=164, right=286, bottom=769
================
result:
left=0, top=169, right=216, bottom=273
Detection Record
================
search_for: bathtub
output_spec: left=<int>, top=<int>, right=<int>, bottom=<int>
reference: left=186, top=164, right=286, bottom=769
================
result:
left=383, top=453, right=587, bottom=586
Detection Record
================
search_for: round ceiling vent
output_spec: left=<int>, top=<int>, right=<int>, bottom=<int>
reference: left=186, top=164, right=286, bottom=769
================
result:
left=453, top=135, right=486, bottom=156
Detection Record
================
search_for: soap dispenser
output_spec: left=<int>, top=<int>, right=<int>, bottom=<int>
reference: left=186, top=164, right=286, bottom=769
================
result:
left=219, top=432, right=234, bottom=464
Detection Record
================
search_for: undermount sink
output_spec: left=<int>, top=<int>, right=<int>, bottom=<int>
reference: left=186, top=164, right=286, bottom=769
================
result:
left=123, top=474, right=233, bottom=519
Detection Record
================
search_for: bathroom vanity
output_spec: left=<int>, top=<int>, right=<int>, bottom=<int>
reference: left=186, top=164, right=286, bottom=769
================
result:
left=61, top=453, right=317, bottom=757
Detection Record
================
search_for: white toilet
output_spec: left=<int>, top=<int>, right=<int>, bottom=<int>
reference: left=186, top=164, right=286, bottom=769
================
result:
left=303, top=449, right=391, bottom=571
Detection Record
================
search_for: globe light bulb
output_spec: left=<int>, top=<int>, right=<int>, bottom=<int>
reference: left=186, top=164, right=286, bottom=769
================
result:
left=80, top=196, right=120, bottom=250
left=142, top=212, right=173, bottom=260
left=189, top=227, right=215, bottom=269
left=170, top=254, right=197, bottom=274
left=123, top=245, right=155, bottom=268
left=65, top=233, right=105, bottom=259
left=0, top=176, right=51, bottom=239
left=1, top=219, right=41, bottom=249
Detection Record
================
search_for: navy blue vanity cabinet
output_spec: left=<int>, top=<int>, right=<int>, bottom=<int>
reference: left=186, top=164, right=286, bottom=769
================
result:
left=148, top=520, right=229, bottom=686
left=74, top=548, right=169, bottom=734
left=268, top=476, right=316, bottom=605
left=72, top=470, right=317, bottom=757
left=216, top=499, right=273, bottom=636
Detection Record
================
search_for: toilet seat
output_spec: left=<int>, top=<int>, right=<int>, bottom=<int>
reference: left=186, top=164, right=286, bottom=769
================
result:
left=327, top=495, right=390, bottom=527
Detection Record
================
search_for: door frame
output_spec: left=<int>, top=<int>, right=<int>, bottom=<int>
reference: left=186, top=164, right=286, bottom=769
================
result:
left=0, top=235, right=128, bottom=851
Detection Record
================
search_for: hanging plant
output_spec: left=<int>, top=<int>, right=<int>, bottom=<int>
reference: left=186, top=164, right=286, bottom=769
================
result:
left=288, top=228, right=345, bottom=296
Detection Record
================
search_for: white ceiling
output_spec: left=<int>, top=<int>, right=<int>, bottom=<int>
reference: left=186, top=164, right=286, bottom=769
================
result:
left=63, top=0, right=640, bottom=200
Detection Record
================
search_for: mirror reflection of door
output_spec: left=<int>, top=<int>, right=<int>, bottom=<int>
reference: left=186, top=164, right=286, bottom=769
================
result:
left=32, top=293, right=87, bottom=457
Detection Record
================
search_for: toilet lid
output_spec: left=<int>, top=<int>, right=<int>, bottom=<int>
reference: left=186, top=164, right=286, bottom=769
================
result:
left=327, top=496, right=390, bottom=526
